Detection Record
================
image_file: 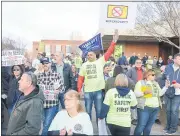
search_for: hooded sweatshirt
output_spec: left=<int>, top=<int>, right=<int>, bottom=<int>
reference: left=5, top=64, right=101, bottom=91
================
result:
left=99, top=87, right=137, bottom=127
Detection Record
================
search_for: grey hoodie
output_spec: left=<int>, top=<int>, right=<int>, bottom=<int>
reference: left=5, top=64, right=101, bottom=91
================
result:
left=7, top=86, right=45, bottom=135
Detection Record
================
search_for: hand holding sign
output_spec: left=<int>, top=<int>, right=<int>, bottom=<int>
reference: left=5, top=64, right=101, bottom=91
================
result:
left=113, top=29, right=119, bottom=43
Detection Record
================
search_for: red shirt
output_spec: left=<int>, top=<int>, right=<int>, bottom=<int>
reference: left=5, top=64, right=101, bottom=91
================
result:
left=136, top=67, right=143, bottom=81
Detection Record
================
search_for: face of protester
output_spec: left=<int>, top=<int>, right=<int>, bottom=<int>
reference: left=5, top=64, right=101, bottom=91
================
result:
left=71, top=65, right=76, bottom=73
left=18, top=74, right=31, bottom=92
left=104, top=66, right=109, bottom=74
left=169, top=56, right=173, bottom=59
left=25, top=61, right=31, bottom=68
left=13, top=65, right=22, bottom=77
left=147, top=71, right=156, bottom=81
left=51, top=54, right=54, bottom=59
left=37, top=53, right=42, bottom=60
left=43, top=63, right=50, bottom=72
left=174, top=56, right=180, bottom=66
left=87, top=52, right=96, bottom=62
left=135, top=60, right=142, bottom=68
left=54, top=52, right=63, bottom=63
left=64, top=94, right=79, bottom=111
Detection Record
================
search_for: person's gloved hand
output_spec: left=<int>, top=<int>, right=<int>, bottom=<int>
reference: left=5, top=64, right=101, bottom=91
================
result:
left=2, top=94, right=7, bottom=99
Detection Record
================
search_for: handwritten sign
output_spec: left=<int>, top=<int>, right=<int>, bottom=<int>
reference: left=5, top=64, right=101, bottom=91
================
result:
left=2, top=50, right=25, bottom=66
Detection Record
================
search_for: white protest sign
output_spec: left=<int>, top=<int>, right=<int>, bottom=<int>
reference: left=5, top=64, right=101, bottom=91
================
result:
left=99, top=2, right=137, bottom=29
left=2, top=50, right=25, bottom=66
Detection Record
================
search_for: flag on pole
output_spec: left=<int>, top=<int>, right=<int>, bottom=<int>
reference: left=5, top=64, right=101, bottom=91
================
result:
left=79, top=33, right=103, bottom=57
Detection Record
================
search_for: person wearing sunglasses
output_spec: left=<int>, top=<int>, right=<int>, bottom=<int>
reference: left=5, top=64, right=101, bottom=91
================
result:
left=37, top=57, right=65, bottom=136
left=134, top=69, right=169, bottom=135
left=7, top=65, right=24, bottom=115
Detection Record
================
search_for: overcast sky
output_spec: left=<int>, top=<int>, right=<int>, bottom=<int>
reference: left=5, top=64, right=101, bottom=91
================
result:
left=2, top=2, right=101, bottom=50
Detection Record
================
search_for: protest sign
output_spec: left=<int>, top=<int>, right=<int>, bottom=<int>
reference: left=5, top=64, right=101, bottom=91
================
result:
left=79, top=33, right=103, bottom=57
left=2, top=50, right=25, bottom=66
left=113, top=44, right=123, bottom=61
left=99, top=2, right=137, bottom=29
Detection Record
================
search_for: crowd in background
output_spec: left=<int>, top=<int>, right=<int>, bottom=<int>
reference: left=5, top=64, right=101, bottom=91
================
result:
left=1, top=41, right=180, bottom=135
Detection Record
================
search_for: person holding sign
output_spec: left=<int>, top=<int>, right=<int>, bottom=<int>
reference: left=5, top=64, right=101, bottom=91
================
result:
left=99, top=74, right=137, bottom=135
left=37, top=57, right=65, bottom=136
left=134, top=69, right=169, bottom=135
left=77, top=30, right=118, bottom=124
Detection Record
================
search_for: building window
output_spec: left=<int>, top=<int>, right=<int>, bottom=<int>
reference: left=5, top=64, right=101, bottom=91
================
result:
left=56, top=45, right=61, bottom=52
left=66, top=45, right=71, bottom=54
left=45, top=44, right=51, bottom=56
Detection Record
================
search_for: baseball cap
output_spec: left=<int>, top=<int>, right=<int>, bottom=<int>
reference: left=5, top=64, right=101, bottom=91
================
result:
left=41, top=57, right=50, bottom=64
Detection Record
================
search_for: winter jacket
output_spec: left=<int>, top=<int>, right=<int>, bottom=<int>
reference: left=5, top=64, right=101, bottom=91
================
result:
left=126, top=67, right=144, bottom=86
left=155, top=73, right=166, bottom=89
left=129, top=56, right=138, bottom=66
left=7, top=76, right=21, bottom=108
left=164, top=64, right=180, bottom=85
left=2, top=67, right=10, bottom=95
left=117, top=55, right=128, bottom=65
left=25, top=67, right=36, bottom=73
left=51, top=62, right=76, bottom=91
left=72, top=73, right=78, bottom=91
left=157, top=60, right=164, bottom=68
left=6, top=86, right=44, bottom=135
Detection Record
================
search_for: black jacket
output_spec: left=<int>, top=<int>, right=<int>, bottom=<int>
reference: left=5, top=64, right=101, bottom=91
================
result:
left=2, top=67, right=10, bottom=95
left=129, top=56, right=138, bottom=65
left=6, top=86, right=45, bottom=135
left=7, top=76, right=21, bottom=108
left=51, top=63, right=76, bottom=91
left=25, top=67, right=36, bottom=73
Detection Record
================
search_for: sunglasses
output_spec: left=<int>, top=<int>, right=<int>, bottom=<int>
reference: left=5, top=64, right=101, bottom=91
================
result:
left=13, top=69, right=20, bottom=71
left=148, top=74, right=155, bottom=76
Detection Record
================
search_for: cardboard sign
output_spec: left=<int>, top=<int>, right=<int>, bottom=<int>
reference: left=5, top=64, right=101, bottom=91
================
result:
left=2, top=50, right=25, bottom=66
left=99, top=2, right=137, bottom=29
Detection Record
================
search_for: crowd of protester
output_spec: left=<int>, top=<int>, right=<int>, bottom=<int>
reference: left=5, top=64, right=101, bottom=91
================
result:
left=1, top=38, right=180, bottom=135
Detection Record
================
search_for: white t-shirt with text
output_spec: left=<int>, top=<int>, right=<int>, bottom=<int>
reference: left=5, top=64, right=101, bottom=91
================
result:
left=49, top=110, right=93, bottom=135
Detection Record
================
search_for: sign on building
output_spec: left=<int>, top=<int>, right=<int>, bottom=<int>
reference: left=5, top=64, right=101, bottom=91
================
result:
left=99, top=2, right=137, bottom=29
left=2, top=50, right=25, bottom=66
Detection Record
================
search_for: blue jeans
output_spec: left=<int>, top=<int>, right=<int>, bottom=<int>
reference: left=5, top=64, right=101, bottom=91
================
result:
left=59, top=92, right=65, bottom=109
left=42, top=105, right=58, bottom=136
left=164, top=95, right=180, bottom=132
left=84, top=90, right=103, bottom=123
left=134, top=106, right=159, bottom=135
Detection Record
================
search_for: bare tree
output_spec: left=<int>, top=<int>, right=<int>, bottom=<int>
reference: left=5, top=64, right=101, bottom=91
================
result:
left=2, top=37, right=27, bottom=52
left=135, top=2, right=180, bottom=51
left=2, top=37, right=16, bottom=50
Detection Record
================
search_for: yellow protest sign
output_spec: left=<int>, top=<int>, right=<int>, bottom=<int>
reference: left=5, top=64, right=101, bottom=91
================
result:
left=38, top=42, right=45, bottom=52
left=107, top=5, right=128, bottom=19
left=113, top=45, right=122, bottom=61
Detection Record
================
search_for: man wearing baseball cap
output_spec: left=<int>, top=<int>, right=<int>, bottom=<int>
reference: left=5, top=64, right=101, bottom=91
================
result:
left=37, top=57, right=65, bottom=136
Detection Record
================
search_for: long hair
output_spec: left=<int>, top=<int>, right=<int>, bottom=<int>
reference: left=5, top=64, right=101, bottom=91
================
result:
left=11, top=64, right=25, bottom=78
left=64, top=90, right=84, bottom=112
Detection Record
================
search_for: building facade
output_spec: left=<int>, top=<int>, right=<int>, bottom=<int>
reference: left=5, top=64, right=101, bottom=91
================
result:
left=32, top=40, right=84, bottom=59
